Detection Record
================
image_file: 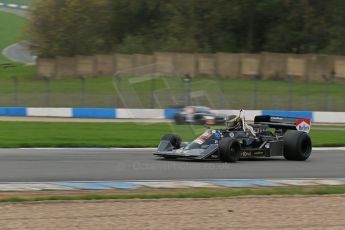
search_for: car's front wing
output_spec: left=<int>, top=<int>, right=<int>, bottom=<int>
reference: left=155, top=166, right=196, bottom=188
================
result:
left=155, top=141, right=219, bottom=160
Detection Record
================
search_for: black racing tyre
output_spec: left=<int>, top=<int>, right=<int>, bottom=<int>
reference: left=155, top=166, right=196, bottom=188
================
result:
left=219, top=138, right=241, bottom=162
left=283, top=130, right=312, bottom=161
left=161, top=134, right=182, bottom=149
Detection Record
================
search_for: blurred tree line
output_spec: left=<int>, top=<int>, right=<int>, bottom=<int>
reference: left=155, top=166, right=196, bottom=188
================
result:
left=28, top=0, right=345, bottom=57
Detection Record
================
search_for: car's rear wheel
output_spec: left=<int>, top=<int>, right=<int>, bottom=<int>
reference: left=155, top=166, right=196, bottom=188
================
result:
left=161, top=134, right=182, bottom=149
left=283, top=130, right=312, bottom=161
left=219, top=138, right=241, bottom=162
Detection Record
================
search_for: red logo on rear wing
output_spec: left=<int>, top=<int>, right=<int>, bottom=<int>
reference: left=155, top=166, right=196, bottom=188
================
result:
left=295, top=119, right=311, bottom=133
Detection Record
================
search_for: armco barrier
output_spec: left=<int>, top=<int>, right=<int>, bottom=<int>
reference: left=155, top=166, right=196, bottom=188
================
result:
left=164, top=108, right=182, bottom=119
left=0, top=107, right=26, bottom=116
left=116, top=108, right=164, bottom=119
left=27, top=108, right=72, bottom=117
left=72, top=108, right=116, bottom=119
left=0, top=107, right=344, bottom=123
left=313, top=111, right=345, bottom=123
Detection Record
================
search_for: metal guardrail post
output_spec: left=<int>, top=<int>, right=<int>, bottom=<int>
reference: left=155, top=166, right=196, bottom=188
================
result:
left=44, top=76, right=50, bottom=107
left=217, top=75, right=226, bottom=109
left=151, top=76, right=156, bottom=108
left=116, top=76, right=122, bottom=107
left=79, top=76, right=86, bottom=107
left=323, top=72, right=333, bottom=111
left=1, top=64, right=17, bottom=107
left=183, top=74, right=192, bottom=106
left=252, top=75, right=259, bottom=110
left=12, top=76, right=19, bottom=106
left=287, top=75, right=293, bottom=110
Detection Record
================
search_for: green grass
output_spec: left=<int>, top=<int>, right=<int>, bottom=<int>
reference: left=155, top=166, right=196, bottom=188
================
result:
left=0, top=121, right=343, bottom=148
left=310, top=129, right=345, bottom=147
left=0, top=11, right=26, bottom=62
left=0, top=122, right=196, bottom=147
left=0, top=63, right=35, bottom=78
left=1, top=187, right=345, bottom=203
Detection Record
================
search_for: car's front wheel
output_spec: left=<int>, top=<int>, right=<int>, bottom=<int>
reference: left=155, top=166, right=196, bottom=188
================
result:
left=161, top=134, right=182, bottom=149
left=219, top=138, right=241, bottom=162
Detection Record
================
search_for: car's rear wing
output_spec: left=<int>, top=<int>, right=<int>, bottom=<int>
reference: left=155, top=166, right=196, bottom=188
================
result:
left=254, top=115, right=311, bottom=133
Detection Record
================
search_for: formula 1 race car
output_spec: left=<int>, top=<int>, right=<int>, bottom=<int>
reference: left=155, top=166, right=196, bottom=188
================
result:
left=155, top=110, right=312, bottom=162
left=174, top=106, right=228, bottom=125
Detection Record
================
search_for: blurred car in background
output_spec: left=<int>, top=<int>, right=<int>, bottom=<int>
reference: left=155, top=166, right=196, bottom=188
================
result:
left=174, top=106, right=229, bottom=125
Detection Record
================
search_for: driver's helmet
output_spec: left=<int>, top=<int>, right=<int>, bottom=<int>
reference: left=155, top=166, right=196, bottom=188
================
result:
left=226, top=115, right=241, bottom=129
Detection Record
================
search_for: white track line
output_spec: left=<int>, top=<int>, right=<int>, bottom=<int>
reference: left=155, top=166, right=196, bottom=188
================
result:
left=313, top=147, right=345, bottom=151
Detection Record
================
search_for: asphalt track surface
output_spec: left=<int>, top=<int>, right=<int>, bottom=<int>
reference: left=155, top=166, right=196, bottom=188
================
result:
left=2, top=41, right=37, bottom=64
left=0, top=148, right=344, bottom=182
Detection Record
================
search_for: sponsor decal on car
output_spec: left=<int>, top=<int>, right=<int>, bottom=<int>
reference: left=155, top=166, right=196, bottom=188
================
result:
left=241, top=151, right=251, bottom=157
left=295, top=119, right=311, bottom=133
left=196, top=138, right=205, bottom=145
left=202, top=131, right=212, bottom=138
